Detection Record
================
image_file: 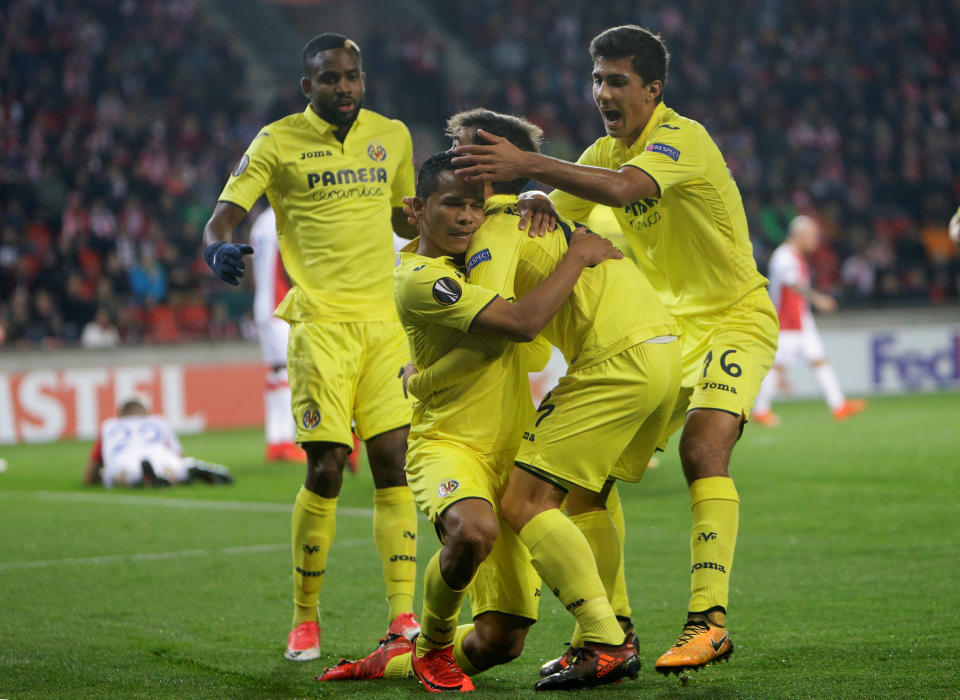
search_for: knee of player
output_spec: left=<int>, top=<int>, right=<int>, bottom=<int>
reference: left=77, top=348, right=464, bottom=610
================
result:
left=446, top=513, right=498, bottom=562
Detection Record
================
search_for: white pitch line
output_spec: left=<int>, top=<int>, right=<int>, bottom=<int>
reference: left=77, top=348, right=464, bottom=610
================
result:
left=0, top=540, right=369, bottom=573
left=0, top=490, right=374, bottom=517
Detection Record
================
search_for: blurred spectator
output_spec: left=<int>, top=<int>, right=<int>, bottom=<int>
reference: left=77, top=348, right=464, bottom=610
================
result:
left=129, top=249, right=168, bottom=304
left=81, top=308, right=120, bottom=348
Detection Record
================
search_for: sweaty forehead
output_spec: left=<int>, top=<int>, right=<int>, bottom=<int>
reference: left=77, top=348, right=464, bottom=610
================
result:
left=308, top=47, right=361, bottom=75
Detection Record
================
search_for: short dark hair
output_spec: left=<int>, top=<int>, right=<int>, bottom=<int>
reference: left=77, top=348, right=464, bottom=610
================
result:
left=445, top=108, right=543, bottom=195
left=302, top=33, right=361, bottom=72
left=416, top=151, right=459, bottom=199
left=589, top=25, right=669, bottom=102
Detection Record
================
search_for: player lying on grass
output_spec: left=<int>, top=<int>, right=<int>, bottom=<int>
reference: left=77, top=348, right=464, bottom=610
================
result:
left=324, top=107, right=682, bottom=690
left=320, top=149, right=620, bottom=692
left=84, top=398, right=233, bottom=487
left=451, top=25, right=779, bottom=676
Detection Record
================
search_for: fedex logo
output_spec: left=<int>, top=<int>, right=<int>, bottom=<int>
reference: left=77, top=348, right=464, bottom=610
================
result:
left=872, top=332, right=960, bottom=390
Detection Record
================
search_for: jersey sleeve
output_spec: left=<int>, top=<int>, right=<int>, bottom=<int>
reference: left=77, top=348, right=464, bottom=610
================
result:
left=397, top=265, right=498, bottom=333
left=466, top=232, right=522, bottom=300
left=624, top=124, right=705, bottom=196
left=548, top=142, right=601, bottom=222
left=218, top=129, right=281, bottom=212
left=391, top=124, right=416, bottom=208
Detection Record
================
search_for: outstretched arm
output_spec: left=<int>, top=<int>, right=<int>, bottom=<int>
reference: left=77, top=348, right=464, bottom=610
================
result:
left=452, top=130, right=659, bottom=207
left=470, top=228, right=621, bottom=342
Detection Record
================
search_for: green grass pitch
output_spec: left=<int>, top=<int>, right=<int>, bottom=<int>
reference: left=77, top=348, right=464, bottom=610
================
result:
left=1, top=393, right=958, bottom=698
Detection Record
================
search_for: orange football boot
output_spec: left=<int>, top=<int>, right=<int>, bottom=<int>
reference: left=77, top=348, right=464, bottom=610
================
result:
left=655, top=611, right=733, bottom=675
left=832, top=398, right=866, bottom=421
left=411, top=646, right=474, bottom=693
left=751, top=410, right=781, bottom=427
left=285, top=620, right=321, bottom=661
left=317, top=633, right=412, bottom=681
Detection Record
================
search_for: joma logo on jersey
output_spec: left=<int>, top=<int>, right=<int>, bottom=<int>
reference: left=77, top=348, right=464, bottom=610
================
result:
left=300, top=150, right=333, bottom=159
left=307, top=167, right=388, bottom=188
left=701, top=381, right=737, bottom=394
left=389, top=554, right=416, bottom=562
left=624, top=197, right=659, bottom=218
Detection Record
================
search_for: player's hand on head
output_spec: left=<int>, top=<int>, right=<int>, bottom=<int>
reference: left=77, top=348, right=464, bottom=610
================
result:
left=517, top=192, right=557, bottom=237
left=568, top=226, right=623, bottom=267
left=204, top=242, right=254, bottom=285
left=451, top=129, right=530, bottom=184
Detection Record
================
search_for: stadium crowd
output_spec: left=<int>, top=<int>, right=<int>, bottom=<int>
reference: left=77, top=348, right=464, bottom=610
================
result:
left=1, top=0, right=958, bottom=348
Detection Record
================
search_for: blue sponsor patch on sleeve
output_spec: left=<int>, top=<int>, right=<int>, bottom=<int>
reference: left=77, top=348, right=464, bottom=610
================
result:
left=466, top=248, right=492, bottom=272
left=646, top=143, right=681, bottom=161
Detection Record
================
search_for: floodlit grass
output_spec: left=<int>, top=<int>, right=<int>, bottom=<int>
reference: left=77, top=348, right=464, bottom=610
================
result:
left=1, top=393, right=958, bottom=698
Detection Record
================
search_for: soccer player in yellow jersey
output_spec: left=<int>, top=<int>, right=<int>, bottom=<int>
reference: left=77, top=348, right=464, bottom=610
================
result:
left=452, top=25, right=780, bottom=676
left=317, top=150, right=621, bottom=691
left=202, top=33, right=421, bottom=661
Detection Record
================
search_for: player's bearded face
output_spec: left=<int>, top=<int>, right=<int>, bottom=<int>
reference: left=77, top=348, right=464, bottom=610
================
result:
left=304, top=48, right=365, bottom=127
left=417, top=172, right=485, bottom=258
left=592, top=56, right=655, bottom=144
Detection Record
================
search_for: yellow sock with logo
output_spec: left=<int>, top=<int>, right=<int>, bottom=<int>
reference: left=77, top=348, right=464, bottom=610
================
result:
left=452, top=624, right=482, bottom=676
left=415, top=550, right=469, bottom=656
left=384, top=651, right=414, bottom=679
left=291, top=486, right=336, bottom=628
left=688, top=476, right=740, bottom=612
left=519, top=509, right=623, bottom=645
left=606, top=483, right=632, bottom=619
left=568, top=509, right=622, bottom=647
left=373, top=486, right=418, bottom=623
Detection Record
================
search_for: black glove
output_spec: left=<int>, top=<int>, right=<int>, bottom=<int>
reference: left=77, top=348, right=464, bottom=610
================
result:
left=203, top=242, right=254, bottom=285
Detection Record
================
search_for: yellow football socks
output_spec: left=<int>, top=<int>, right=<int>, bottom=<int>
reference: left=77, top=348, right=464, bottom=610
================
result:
left=568, top=509, right=623, bottom=647
left=452, top=624, right=482, bottom=676
left=416, top=550, right=469, bottom=656
left=373, top=486, right=418, bottom=622
left=291, top=486, right=337, bottom=627
left=688, top=476, right=740, bottom=612
left=606, top=483, right=632, bottom=619
left=519, top=509, right=624, bottom=645
left=384, top=650, right=413, bottom=679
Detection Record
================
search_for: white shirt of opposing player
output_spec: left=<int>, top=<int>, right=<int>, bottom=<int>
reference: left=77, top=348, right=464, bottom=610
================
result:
left=249, top=206, right=291, bottom=368
left=100, top=415, right=187, bottom=486
left=767, top=244, right=827, bottom=366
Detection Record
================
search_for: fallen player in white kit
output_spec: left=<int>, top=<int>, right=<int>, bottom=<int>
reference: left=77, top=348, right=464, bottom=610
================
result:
left=84, top=398, right=233, bottom=487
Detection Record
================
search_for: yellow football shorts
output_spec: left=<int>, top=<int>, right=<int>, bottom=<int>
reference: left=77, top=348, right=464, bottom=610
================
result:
left=662, top=287, right=779, bottom=439
left=405, top=438, right=540, bottom=621
left=287, top=318, right=413, bottom=446
left=515, top=340, right=682, bottom=493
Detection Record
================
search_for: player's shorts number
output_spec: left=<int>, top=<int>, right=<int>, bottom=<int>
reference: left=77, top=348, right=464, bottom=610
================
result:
left=703, top=349, right=742, bottom=378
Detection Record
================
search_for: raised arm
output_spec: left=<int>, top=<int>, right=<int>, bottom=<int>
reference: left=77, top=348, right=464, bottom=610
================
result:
left=452, top=130, right=659, bottom=207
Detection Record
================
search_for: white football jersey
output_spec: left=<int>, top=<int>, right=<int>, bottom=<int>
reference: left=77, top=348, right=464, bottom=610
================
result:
left=100, top=415, right=184, bottom=486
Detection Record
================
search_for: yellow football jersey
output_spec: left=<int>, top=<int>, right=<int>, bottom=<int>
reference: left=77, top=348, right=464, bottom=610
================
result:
left=550, top=102, right=767, bottom=317
left=394, top=247, right=534, bottom=454
left=467, top=195, right=679, bottom=370
left=219, top=106, right=415, bottom=322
